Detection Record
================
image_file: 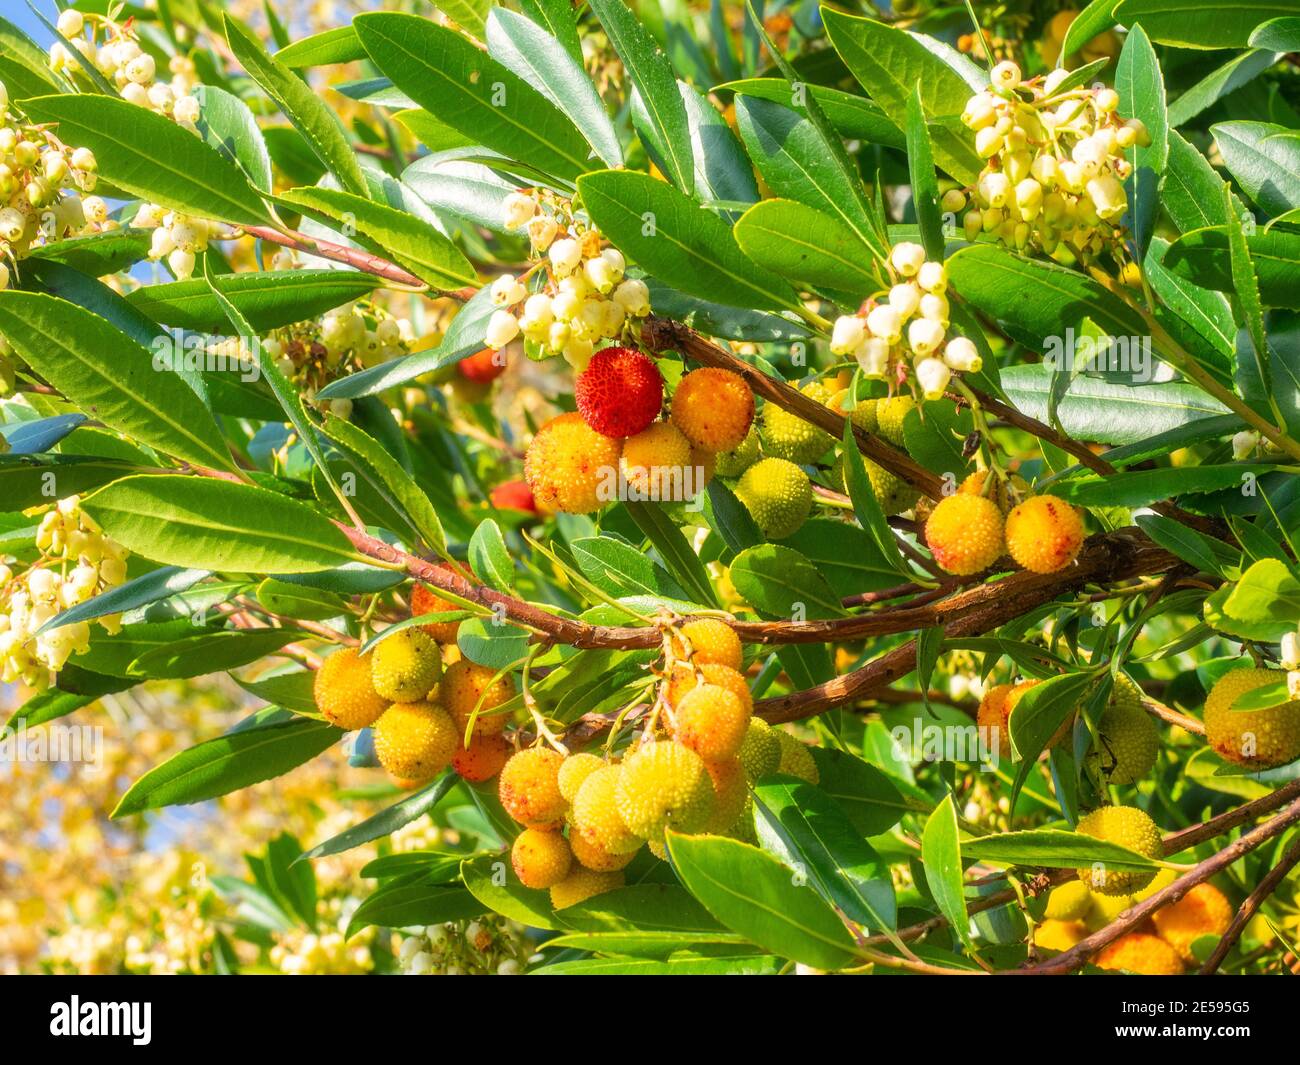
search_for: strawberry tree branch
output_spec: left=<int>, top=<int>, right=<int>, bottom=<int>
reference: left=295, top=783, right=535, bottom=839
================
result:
left=244, top=224, right=435, bottom=290
left=1199, top=832, right=1300, bottom=975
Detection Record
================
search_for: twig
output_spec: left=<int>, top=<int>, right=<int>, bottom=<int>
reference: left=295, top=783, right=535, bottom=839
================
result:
left=1199, top=832, right=1300, bottom=975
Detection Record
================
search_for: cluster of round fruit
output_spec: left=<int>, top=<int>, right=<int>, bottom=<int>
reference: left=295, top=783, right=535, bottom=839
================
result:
left=131, top=203, right=240, bottom=281
left=397, top=917, right=532, bottom=976
left=0, top=496, right=130, bottom=689
left=501, top=618, right=816, bottom=910
left=51, top=10, right=201, bottom=124
left=828, top=245, right=980, bottom=398
left=0, top=80, right=107, bottom=291
left=924, top=472, right=1086, bottom=577
left=953, top=61, right=1148, bottom=261
left=485, top=191, right=651, bottom=368
left=1036, top=867, right=1233, bottom=976
left=524, top=348, right=755, bottom=512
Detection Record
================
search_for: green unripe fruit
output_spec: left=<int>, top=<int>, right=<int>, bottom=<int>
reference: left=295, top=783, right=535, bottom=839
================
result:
left=1074, top=805, right=1162, bottom=897
left=738, top=717, right=782, bottom=782
left=1085, top=674, right=1159, bottom=785
left=370, top=627, right=442, bottom=702
left=759, top=382, right=834, bottom=465
left=864, top=457, right=921, bottom=515
left=876, top=395, right=915, bottom=446
left=714, top=427, right=761, bottom=478
left=1043, top=880, right=1092, bottom=921
left=736, top=457, right=813, bottom=539
left=775, top=729, right=819, bottom=783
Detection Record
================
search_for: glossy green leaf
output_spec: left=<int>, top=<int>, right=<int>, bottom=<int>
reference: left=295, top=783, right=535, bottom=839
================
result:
left=195, top=84, right=274, bottom=191
left=346, top=883, right=483, bottom=937
left=1162, top=226, right=1300, bottom=308
left=1112, top=0, right=1300, bottom=49
left=728, top=543, right=846, bottom=619
left=921, top=794, right=972, bottom=951
left=733, top=199, right=878, bottom=296
left=274, top=26, right=365, bottom=67
left=300, top=774, right=458, bottom=860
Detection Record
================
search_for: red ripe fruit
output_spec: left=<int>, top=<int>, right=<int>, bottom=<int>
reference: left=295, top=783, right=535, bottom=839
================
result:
left=458, top=347, right=507, bottom=383
left=490, top=479, right=537, bottom=513
left=575, top=346, right=663, bottom=439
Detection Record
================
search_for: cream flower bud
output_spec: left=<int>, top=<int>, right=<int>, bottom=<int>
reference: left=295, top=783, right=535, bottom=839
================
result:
left=917, top=261, right=946, bottom=294
left=963, top=209, right=983, bottom=241
left=961, top=94, right=996, bottom=131
left=600, top=247, right=626, bottom=278
left=990, top=61, right=1021, bottom=91
left=854, top=336, right=891, bottom=378
left=866, top=303, right=903, bottom=343
left=601, top=299, right=626, bottom=337
left=975, top=127, right=1004, bottom=159
left=1030, top=154, right=1059, bottom=187
left=168, top=248, right=196, bottom=279
left=501, top=191, right=536, bottom=229
left=915, top=356, right=951, bottom=400
left=942, top=336, right=982, bottom=373
left=526, top=214, right=558, bottom=251
left=1057, top=160, right=1085, bottom=194
left=490, top=274, right=526, bottom=307
left=520, top=292, right=553, bottom=329
left=612, top=278, right=650, bottom=316
left=173, top=95, right=200, bottom=124
left=1015, top=178, right=1044, bottom=221
left=941, top=188, right=967, bottom=213
left=485, top=309, right=520, bottom=349
left=830, top=315, right=865, bottom=356
left=919, top=292, right=949, bottom=324
left=122, top=82, right=148, bottom=107
left=125, top=53, right=156, bottom=85
left=1280, top=631, right=1300, bottom=671
left=27, top=567, right=57, bottom=602
left=550, top=290, right=581, bottom=322
left=888, top=282, right=921, bottom=318
left=907, top=317, right=945, bottom=357
left=889, top=242, right=926, bottom=278
left=1125, top=118, right=1151, bottom=147
left=547, top=321, right=571, bottom=352
left=1086, top=174, right=1127, bottom=220
left=979, top=172, right=1011, bottom=209
left=548, top=237, right=582, bottom=276
left=1231, top=430, right=1260, bottom=461
left=562, top=336, right=594, bottom=371
left=56, top=8, right=84, bottom=36
left=583, top=254, right=617, bottom=294
left=1042, top=69, right=1071, bottom=96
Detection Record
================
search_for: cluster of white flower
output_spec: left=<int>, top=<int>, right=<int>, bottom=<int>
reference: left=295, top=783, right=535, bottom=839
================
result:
left=270, top=928, right=376, bottom=975
left=1280, top=632, right=1300, bottom=700
left=130, top=203, right=240, bottom=281
left=828, top=243, right=980, bottom=399
left=123, top=902, right=215, bottom=975
left=0, top=496, right=129, bottom=689
left=485, top=190, right=651, bottom=370
left=51, top=10, right=200, bottom=124
left=397, top=917, right=534, bottom=976
left=951, top=61, right=1148, bottom=262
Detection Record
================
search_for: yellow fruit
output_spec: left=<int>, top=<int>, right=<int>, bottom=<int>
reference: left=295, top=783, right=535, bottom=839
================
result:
left=1094, top=932, right=1185, bottom=975
left=957, top=469, right=1027, bottom=514
left=569, top=831, right=638, bottom=871
left=665, top=662, right=752, bottom=713
left=691, top=446, right=716, bottom=487
left=1043, top=880, right=1092, bottom=922
left=373, top=701, right=458, bottom=781
left=674, top=684, right=751, bottom=762
left=557, top=752, right=604, bottom=804
left=442, top=659, right=514, bottom=737
left=738, top=717, right=782, bottom=781
left=452, top=732, right=512, bottom=783
left=1085, top=675, right=1159, bottom=785
left=370, top=627, right=442, bottom=702
left=704, top=757, right=749, bottom=834
left=714, top=427, right=761, bottom=478
left=830, top=391, right=878, bottom=434
left=1132, top=867, right=1177, bottom=902
left=571, top=765, right=642, bottom=854
left=863, top=457, right=921, bottom=515
left=410, top=573, right=463, bottom=643
left=976, top=683, right=1015, bottom=758
left=524, top=411, right=622, bottom=514
left=672, top=618, right=743, bottom=671
left=549, top=866, right=624, bottom=910
left=1203, top=667, right=1300, bottom=770
left=619, top=421, right=692, bottom=498
left=735, top=456, right=813, bottom=538
left=671, top=367, right=755, bottom=452
left=924, top=493, right=1006, bottom=575
left=875, top=395, right=915, bottom=446
left=1151, top=882, right=1233, bottom=963
left=1004, top=495, right=1086, bottom=574
left=775, top=730, right=818, bottom=783
left=1085, top=891, right=1135, bottom=931
left=511, top=827, right=572, bottom=889
left=616, top=740, right=715, bottom=842
left=499, top=747, right=567, bottom=828
left=1074, top=805, right=1163, bottom=896
left=1034, top=919, right=1088, bottom=952
left=760, top=383, right=833, bottom=464
left=313, top=647, right=388, bottom=730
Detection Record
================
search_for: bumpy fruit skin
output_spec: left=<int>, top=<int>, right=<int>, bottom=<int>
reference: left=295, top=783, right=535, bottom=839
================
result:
left=442, top=659, right=514, bottom=736
left=575, top=346, right=663, bottom=438
left=314, top=648, right=388, bottom=730
left=370, top=628, right=442, bottom=702
left=619, top=421, right=692, bottom=497
left=373, top=701, right=459, bottom=781
left=1034, top=919, right=1088, bottom=952
left=511, top=827, right=572, bottom=889
left=674, top=684, right=751, bottom=762
left=1000, top=678, right=1076, bottom=751
left=524, top=412, right=621, bottom=514
left=976, top=683, right=1014, bottom=757
left=671, top=367, right=755, bottom=452
left=830, top=391, right=878, bottom=433
left=557, top=752, right=604, bottom=804
left=666, top=663, right=752, bottom=713
left=673, top=618, right=743, bottom=671
left=925, top=493, right=1006, bottom=575
left=571, top=765, right=642, bottom=854
left=452, top=732, right=512, bottom=782
left=1085, top=674, right=1159, bottom=785
left=1074, top=805, right=1163, bottom=896
left=1151, top=882, right=1232, bottom=962
left=616, top=741, right=715, bottom=842
left=875, top=395, right=915, bottom=446
left=550, top=867, right=624, bottom=910
left=1095, top=932, right=1185, bottom=976
left=1203, top=667, right=1300, bottom=770
left=714, top=427, right=761, bottom=478
left=739, top=717, right=782, bottom=781
left=1005, top=495, right=1085, bottom=574
left=410, top=571, right=463, bottom=644
left=1044, top=881, right=1092, bottom=922
left=775, top=730, right=819, bottom=783
left=863, top=458, right=921, bottom=515
left=704, top=757, right=749, bottom=834
left=489, top=479, right=537, bottom=514
left=735, top=457, right=813, bottom=539
left=499, top=747, right=567, bottom=828
left=569, top=831, right=638, bottom=872
left=760, top=383, right=833, bottom=464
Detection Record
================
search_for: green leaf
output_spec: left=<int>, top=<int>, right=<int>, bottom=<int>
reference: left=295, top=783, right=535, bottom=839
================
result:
left=1060, top=0, right=1122, bottom=59
left=27, top=230, right=154, bottom=277
left=113, top=715, right=341, bottom=816
left=346, top=883, right=483, bottom=937
left=486, top=8, right=622, bottom=168
left=533, top=954, right=780, bottom=975
left=274, top=26, right=366, bottom=67
left=223, top=14, right=368, bottom=198
left=1213, top=121, right=1300, bottom=219
left=233, top=667, right=320, bottom=714
left=1053, top=464, right=1270, bottom=507
left=905, top=84, right=944, bottom=261
left=580, top=169, right=799, bottom=313
left=520, top=0, right=582, bottom=63
left=623, top=499, right=719, bottom=608
left=677, top=81, right=758, bottom=207
left=541, top=930, right=751, bottom=956
left=718, top=78, right=905, bottom=148
left=279, top=186, right=476, bottom=289
left=1251, top=16, right=1300, bottom=49
left=840, top=422, right=908, bottom=573
left=38, top=567, right=209, bottom=635
left=1221, top=558, right=1300, bottom=632
left=962, top=829, right=1161, bottom=870
left=921, top=794, right=972, bottom=951
left=588, top=0, right=692, bottom=193
left=666, top=832, right=861, bottom=970
left=1161, top=226, right=1300, bottom=308
left=0, top=291, right=235, bottom=473
left=571, top=536, right=669, bottom=598
left=1115, top=24, right=1167, bottom=258
left=127, top=270, right=381, bottom=332
left=1163, top=130, right=1233, bottom=233
left=733, top=199, right=877, bottom=297
left=21, top=94, right=271, bottom=226
left=195, top=84, right=274, bottom=192
left=557, top=883, right=725, bottom=933
left=0, top=15, right=68, bottom=101
left=1167, top=50, right=1283, bottom=128
left=1008, top=671, right=1096, bottom=764
left=83, top=475, right=357, bottom=574
left=1112, top=0, right=1300, bottom=49
left=1135, top=513, right=1237, bottom=579
left=129, top=627, right=307, bottom=679
left=780, top=519, right=902, bottom=594
left=469, top=518, right=513, bottom=592
left=461, top=852, right=563, bottom=930
left=728, top=543, right=846, bottom=619
left=300, top=774, right=458, bottom=860
left=354, top=12, right=593, bottom=183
